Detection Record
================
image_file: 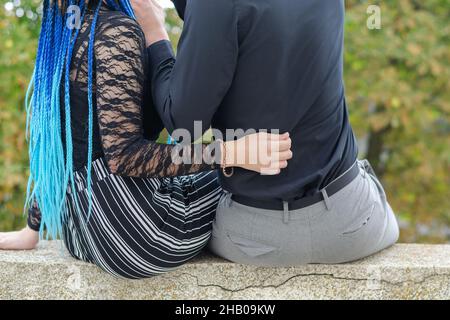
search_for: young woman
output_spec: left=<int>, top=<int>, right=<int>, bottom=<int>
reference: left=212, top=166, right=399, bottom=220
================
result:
left=0, top=0, right=292, bottom=278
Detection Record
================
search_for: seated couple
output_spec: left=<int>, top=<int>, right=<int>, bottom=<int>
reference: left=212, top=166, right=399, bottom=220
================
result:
left=0, top=0, right=399, bottom=278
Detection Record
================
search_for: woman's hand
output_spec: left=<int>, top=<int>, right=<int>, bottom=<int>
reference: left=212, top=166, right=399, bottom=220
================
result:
left=0, top=226, right=39, bottom=250
left=223, top=132, right=293, bottom=175
left=130, top=0, right=170, bottom=47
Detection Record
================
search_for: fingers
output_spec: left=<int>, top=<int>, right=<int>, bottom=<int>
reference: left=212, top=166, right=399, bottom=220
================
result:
left=256, top=133, right=293, bottom=174
left=258, top=132, right=290, bottom=140
left=260, top=168, right=281, bottom=176
left=274, top=150, right=293, bottom=161
left=237, top=131, right=293, bottom=175
left=270, top=160, right=289, bottom=170
left=268, top=138, right=292, bottom=152
left=260, top=161, right=288, bottom=175
left=259, top=149, right=291, bottom=175
left=251, top=133, right=291, bottom=152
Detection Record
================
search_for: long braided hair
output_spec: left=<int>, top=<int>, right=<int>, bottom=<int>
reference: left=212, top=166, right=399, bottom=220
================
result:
left=25, top=0, right=136, bottom=239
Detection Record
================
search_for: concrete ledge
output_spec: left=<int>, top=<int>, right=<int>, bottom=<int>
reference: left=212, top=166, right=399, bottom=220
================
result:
left=1, top=241, right=449, bottom=299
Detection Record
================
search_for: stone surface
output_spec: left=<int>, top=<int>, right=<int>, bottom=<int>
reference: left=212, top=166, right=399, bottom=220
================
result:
left=0, top=241, right=449, bottom=300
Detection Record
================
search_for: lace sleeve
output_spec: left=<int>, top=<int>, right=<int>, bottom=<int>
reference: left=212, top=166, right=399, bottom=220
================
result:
left=95, top=17, right=218, bottom=178
left=27, top=201, right=41, bottom=232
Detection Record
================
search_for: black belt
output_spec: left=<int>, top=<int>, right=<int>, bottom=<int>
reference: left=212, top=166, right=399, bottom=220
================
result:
left=231, top=161, right=361, bottom=211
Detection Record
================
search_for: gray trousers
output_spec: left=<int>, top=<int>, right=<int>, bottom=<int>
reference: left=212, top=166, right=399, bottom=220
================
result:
left=209, top=160, right=399, bottom=266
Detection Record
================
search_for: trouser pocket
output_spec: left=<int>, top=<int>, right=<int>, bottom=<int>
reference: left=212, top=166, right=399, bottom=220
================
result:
left=225, top=232, right=279, bottom=258
left=337, top=161, right=385, bottom=238
left=359, top=159, right=387, bottom=203
left=323, top=161, right=390, bottom=262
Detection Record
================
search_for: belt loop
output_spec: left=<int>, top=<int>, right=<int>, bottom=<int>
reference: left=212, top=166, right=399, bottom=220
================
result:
left=321, top=189, right=332, bottom=211
left=283, top=201, right=290, bottom=224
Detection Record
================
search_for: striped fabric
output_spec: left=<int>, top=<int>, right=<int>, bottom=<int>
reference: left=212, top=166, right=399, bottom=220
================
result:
left=61, top=158, right=222, bottom=279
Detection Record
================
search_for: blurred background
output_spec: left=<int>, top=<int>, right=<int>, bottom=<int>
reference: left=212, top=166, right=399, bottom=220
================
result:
left=0, top=0, right=449, bottom=243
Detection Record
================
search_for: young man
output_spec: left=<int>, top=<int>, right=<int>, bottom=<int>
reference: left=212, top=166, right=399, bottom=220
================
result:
left=131, top=0, right=399, bottom=265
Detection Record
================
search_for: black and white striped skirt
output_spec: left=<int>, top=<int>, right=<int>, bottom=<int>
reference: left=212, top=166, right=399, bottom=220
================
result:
left=61, top=158, right=222, bottom=279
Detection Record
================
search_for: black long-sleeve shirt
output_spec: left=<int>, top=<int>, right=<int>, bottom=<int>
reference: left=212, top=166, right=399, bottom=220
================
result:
left=148, top=0, right=358, bottom=201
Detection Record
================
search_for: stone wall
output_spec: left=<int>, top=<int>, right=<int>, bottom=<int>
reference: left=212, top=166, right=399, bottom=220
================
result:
left=1, top=241, right=449, bottom=299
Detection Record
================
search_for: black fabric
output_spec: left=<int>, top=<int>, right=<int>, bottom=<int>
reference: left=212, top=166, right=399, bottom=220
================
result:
left=171, top=0, right=186, bottom=20
left=148, top=0, right=358, bottom=201
left=27, top=202, right=41, bottom=232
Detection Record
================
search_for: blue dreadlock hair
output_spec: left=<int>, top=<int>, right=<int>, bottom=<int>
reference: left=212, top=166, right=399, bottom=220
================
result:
left=25, top=0, right=136, bottom=239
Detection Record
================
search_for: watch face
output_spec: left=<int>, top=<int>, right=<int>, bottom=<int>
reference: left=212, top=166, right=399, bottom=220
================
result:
left=172, top=0, right=186, bottom=20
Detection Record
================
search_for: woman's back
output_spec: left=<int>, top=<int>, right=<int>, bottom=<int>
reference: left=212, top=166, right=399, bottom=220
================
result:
left=63, top=4, right=163, bottom=171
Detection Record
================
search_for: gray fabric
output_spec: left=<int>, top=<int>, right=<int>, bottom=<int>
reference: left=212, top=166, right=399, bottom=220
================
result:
left=209, top=160, right=399, bottom=266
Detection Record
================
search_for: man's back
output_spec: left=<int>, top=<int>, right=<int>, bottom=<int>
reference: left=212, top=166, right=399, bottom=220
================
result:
left=213, top=0, right=357, bottom=200
left=145, top=0, right=398, bottom=268
left=149, top=0, right=358, bottom=201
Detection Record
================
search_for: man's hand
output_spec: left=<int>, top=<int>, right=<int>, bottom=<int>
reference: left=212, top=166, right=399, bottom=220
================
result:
left=130, top=0, right=170, bottom=47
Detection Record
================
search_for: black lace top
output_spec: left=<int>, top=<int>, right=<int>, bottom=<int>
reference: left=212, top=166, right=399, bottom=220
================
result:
left=27, top=4, right=218, bottom=231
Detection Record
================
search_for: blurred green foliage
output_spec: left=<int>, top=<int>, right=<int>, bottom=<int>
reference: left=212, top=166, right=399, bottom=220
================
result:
left=344, top=0, right=449, bottom=243
left=0, top=1, right=448, bottom=243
